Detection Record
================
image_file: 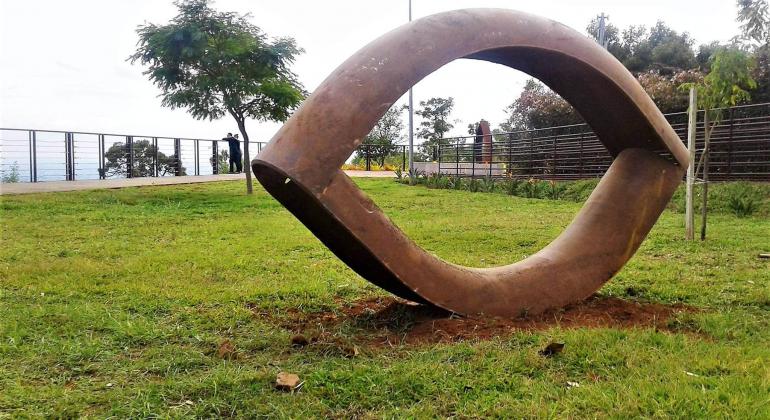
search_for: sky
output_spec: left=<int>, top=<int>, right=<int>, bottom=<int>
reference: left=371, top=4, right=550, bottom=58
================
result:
left=0, top=0, right=743, bottom=143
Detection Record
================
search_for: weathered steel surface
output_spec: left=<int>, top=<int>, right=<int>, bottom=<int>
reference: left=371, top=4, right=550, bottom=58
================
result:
left=253, top=9, right=688, bottom=317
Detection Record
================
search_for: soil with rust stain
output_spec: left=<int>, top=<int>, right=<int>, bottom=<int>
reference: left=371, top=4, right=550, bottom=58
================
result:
left=252, top=295, right=695, bottom=347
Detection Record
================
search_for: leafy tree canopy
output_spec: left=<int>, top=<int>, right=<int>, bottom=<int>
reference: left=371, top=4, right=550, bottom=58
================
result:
left=415, top=97, right=455, bottom=160
left=359, top=104, right=406, bottom=166
left=103, top=140, right=185, bottom=178
left=129, top=0, right=305, bottom=193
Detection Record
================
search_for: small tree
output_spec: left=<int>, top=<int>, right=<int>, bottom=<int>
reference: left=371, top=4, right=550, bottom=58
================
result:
left=681, top=48, right=756, bottom=240
left=416, top=97, right=455, bottom=160
left=103, top=140, right=184, bottom=178
left=129, top=0, right=305, bottom=194
left=360, top=104, right=406, bottom=167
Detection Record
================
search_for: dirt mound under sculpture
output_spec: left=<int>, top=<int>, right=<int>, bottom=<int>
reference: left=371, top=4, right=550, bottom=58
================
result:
left=253, top=9, right=688, bottom=317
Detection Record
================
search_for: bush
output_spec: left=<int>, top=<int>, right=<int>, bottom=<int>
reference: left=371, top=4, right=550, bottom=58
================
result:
left=1, top=162, right=20, bottom=183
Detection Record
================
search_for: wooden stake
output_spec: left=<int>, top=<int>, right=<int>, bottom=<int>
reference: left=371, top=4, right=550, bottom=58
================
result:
left=685, top=87, right=696, bottom=241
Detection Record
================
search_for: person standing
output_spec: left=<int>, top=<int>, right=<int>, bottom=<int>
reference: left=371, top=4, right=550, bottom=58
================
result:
left=222, top=133, right=243, bottom=173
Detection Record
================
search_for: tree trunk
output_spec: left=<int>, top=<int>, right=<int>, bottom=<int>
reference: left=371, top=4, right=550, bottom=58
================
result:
left=236, top=118, right=254, bottom=195
left=700, top=112, right=711, bottom=241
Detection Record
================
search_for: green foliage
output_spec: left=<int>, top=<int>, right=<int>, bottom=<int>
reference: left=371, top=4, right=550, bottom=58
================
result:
left=359, top=105, right=406, bottom=167
left=587, top=20, right=697, bottom=75
left=416, top=97, right=454, bottom=160
left=104, top=140, right=184, bottom=177
left=479, top=177, right=496, bottom=193
left=681, top=47, right=757, bottom=124
left=129, top=0, right=305, bottom=124
left=736, top=0, right=770, bottom=45
left=502, top=179, right=523, bottom=196
left=211, top=149, right=231, bottom=174
left=728, top=191, right=759, bottom=217
left=1, top=161, right=20, bottom=183
left=394, top=167, right=403, bottom=180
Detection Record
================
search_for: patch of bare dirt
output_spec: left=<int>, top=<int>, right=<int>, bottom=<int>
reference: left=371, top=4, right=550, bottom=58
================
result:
left=252, top=295, right=695, bottom=347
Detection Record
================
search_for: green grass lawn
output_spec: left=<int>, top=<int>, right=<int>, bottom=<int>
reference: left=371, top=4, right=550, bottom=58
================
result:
left=1, top=178, right=768, bottom=418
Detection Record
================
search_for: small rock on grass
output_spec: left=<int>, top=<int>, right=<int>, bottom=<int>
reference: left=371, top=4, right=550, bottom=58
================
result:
left=217, top=339, right=237, bottom=359
left=290, top=334, right=309, bottom=348
left=538, top=342, right=565, bottom=357
left=275, top=372, right=302, bottom=392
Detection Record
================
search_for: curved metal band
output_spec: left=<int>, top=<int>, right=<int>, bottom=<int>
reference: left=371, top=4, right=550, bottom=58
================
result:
left=253, top=9, right=688, bottom=316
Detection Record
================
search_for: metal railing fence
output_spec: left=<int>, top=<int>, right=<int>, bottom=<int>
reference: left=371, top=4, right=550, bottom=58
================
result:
left=437, top=102, right=770, bottom=181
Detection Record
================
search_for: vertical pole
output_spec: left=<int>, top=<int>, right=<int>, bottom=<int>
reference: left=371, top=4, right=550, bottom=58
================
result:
left=28, top=130, right=34, bottom=182
left=579, top=133, right=584, bottom=177
left=701, top=111, right=710, bottom=241
left=488, top=141, right=492, bottom=178
left=174, top=138, right=181, bottom=176
left=65, top=132, right=74, bottom=181
left=727, top=107, right=734, bottom=176
left=212, top=141, right=218, bottom=175
left=438, top=143, right=442, bottom=175
left=685, top=87, right=697, bottom=241
left=194, top=140, right=200, bottom=176
left=407, top=0, right=414, bottom=173
left=99, top=134, right=106, bottom=179
left=456, top=142, right=459, bottom=178
left=152, top=137, right=158, bottom=177
left=365, top=146, right=371, bottom=171
left=402, top=145, right=406, bottom=171
left=471, top=140, right=476, bottom=178
left=126, top=136, right=134, bottom=178
left=31, top=131, right=37, bottom=182
left=507, top=133, right=513, bottom=177
left=551, top=134, right=557, bottom=179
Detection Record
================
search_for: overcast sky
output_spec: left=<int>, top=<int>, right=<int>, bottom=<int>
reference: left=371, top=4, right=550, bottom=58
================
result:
left=0, top=0, right=742, bottom=143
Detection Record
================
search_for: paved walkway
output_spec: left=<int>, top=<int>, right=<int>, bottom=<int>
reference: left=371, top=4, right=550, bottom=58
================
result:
left=0, top=171, right=395, bottom=195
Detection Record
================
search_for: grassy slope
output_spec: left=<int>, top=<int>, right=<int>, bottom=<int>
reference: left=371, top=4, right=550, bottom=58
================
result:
left=0, top=179, right=768, bottom=418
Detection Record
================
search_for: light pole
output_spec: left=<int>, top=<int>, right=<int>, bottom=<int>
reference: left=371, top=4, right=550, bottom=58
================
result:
left=407, top=0, right=414, bottom=173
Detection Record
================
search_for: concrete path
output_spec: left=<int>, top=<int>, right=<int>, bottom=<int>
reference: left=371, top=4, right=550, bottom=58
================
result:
left=0, top=171, right=395, bottom=195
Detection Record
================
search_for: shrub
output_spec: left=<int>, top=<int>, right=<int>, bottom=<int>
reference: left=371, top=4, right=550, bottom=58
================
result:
left=503, top=179, right=523, bottom=195
left=480, top=177, right=496, bottom=193
left=1, top=162, right=20, bottom=183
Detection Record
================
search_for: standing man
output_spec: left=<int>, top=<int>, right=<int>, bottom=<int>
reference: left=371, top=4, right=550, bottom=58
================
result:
left=222, top=133, right=243, bottom=173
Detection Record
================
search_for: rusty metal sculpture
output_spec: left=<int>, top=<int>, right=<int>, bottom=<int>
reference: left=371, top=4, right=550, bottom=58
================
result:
left=253, top=9, right=688, bottom=317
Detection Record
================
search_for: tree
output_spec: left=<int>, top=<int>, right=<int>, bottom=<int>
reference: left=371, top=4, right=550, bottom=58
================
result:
left=587, top=20, right=696, bottom=75
left=359, top=104, right=406, bottom=167
left=129, top=0, right=305, bottom=194
left=736, top=0, right=769, bottom=46
left=416, top=97, right=455, bottom=160
left=681, top=48, right=756, bottom=240
left=103, top=140, right=185, bottom=178
left=500, top=79, right=582, bottom=131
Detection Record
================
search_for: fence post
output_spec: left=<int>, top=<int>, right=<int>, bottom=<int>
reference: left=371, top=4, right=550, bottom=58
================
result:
left=727, top=107, right=734, bottom=176
left=488, top=141, right=493, bottom=178
left=507, top=133, right=513, bottom=177
left=125, top=136, right=134, bottom=178
left=579, top=133, right=584, bottom=177
left=471, top=140, right=476, bottom=178
left=152, top=137, right=158, bottom=177
left=455, top=142, right=460, bottom=178
left=212, top=141, right=218, bottom=174
left=174, top=138, right=181, bottom=176
left=551, top=134, right=557, bottom=179
left=65, top=132, right=74, bottom=181
left=365, top=145, right=371, bottom=171
left=28, top=130, right=36, bottom=182
left=685, top=87, right=697, bottom=241
left=402, top=146, right=406, bottom=171
left=438, top=144, right=442, bottom=175
left=194, top=139, right=200, bottom=176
